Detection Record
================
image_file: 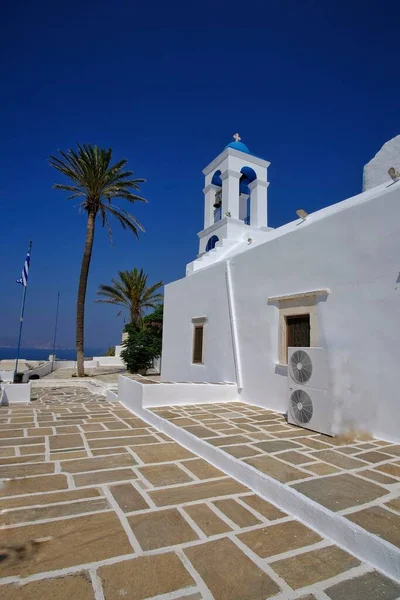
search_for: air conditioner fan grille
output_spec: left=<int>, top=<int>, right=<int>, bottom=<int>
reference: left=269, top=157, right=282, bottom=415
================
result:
left=290, top=349, right=313, bottom=384
left=290, top=389, right=313, bottom=424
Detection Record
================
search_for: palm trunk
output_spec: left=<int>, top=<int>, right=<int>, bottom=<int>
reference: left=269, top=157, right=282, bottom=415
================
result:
left=76, top=211, right=96, bottom=376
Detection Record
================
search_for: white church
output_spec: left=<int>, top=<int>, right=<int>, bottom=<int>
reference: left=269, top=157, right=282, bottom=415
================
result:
left=161, top=134, right=400, bottom=443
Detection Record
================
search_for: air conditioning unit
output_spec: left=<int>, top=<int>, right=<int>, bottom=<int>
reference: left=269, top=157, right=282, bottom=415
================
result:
left=287, top=347, right=333, bottom=436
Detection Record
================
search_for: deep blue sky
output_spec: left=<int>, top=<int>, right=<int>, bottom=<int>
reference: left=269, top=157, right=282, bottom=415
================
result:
left=1, top=0, right=399, bottom=349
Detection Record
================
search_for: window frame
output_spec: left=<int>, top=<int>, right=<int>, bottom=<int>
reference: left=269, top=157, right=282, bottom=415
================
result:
left=191, top=316, right=207, bottom=365
left=268, top=292, right=326, bottom=366
left=285, top=313, right=311, bottom=363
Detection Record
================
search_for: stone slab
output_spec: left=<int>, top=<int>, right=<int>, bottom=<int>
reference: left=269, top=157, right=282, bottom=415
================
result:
left=354, top=451, right=394, bottom=463
left=49, top=434, right=84, bottom=450
left=346, top=505, right=400, bottom=547
left=271, top=545, right=360, bottom=588
left=213, top=498, right=261, bottom=527
left=240, top=495, right=286, bottom=520
left=223, top=444, right=261, bottom=458
left=60, top=454, right=136, bottom=473
left=99, top=552, right=195, bottom=600
left=385, top=497, right=400, bottom=512
left=0, top=487, right=102, bottom=510
left=74, top=468, right=137, bottom=487
left=293, top=473, right=386, bottom=511
left=1, top=498, right=110, bottom=525
left=325, top=570, right=400, bottom=599
left=128, top=508, right=198, bottom=550
left=129, top=442, right=195, bottom=463
left=0, top=512, right=132, bottom=576
left=277, top=450, right=317, bottom=465
left=245, top=455, right=310, bottom=483
left=138, top=463, right=193, bottom=486
left=0, top=436, right=45, bottom=447
left=312, top=450, right=368, bottom=470
left=207, top=435, right=251, bottom=447
left=88, top=435, right=158, bottom=449
left=184, top=503, right=232, bottom=536
left=184, top=537, right=280, bottom=599
left=358, top=469, right=399, bottom=485
left=0, top=573, right=95, bottom=600
left=254, top=440, right=302, bottom=453
left=85, top=429, right=149, bottom=439
left=110, top=483, right=149, bottom=512
left=149, top=478, right=248, bottom=506
left=0, top=474, right=68, bottom=497
left=182, top=458, right=225, bottom=480
left=238, top=520, right=322, bottom=558
left=183, top=425, right=220, bottom=438
left=376, top=463, right=400, bottom=478
left=20, top=445, right=46, bottom=455
left=304, top=462, right=341, bottom=475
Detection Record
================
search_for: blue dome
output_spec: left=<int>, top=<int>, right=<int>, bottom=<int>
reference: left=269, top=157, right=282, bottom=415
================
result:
left=225, top=141, right=250, bottom=154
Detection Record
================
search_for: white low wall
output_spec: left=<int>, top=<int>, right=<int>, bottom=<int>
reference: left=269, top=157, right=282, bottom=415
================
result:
left=1, top=360, right=102, bottom=383
left=22, top=361, right=53, bottom=382
left=93, top=356, right=125, bottom=367
left=1, top=383, right=31, bottom=404
left=0, top=370, right=14, bottom=382
left=106, top=388, right=119, bottom=402
left=52, top=359, right=99, bottom=369
left=118, top=375, right=237, bottom=409
left=31, top=378, right=113, bottom=396
left=52, top=360, right=76, bottom=369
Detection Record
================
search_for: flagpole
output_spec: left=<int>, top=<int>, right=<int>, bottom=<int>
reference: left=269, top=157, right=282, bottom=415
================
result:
left=51, top=292, right=60, bottom=373
left=14, top=241, right=32, bottom=382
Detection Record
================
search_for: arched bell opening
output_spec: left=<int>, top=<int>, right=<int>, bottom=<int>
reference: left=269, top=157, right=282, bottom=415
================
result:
left=205, top=235, right=219, bottom=252
left=211, top=170, right=222, bottom=223
left=240, top=166, right=257, bottom=225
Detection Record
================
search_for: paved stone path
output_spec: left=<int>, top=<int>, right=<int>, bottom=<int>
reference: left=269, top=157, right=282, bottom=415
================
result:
left=42, top=367, right=127, bottom=383
left=0, top=388, right=399, bottom=599
left=153, top=403, right=400, bottom=549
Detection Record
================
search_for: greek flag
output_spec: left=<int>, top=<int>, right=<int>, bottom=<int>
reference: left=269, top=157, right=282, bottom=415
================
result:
left=16, top=252, right=30, bottom=287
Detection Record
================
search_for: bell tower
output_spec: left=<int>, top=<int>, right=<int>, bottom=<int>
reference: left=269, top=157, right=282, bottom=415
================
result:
left=199, top=134, right=271, bottom=255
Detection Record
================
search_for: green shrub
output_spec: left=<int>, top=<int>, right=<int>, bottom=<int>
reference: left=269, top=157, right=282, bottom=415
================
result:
left=104, top=346, right=116, bottom=356
left=121, top=305, right=163, bottom=373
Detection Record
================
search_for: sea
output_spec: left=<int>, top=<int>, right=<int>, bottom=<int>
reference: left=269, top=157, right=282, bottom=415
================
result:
left=0, top=347, right=107, bottom=361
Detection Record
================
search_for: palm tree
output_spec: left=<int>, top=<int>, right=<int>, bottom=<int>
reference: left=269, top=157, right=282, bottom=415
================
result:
left=95, top=268, right=163, bottom=326
left=49, top=144, right=146, bottom=376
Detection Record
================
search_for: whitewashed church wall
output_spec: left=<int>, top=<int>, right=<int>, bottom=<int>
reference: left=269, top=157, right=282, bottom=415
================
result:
left=162, top=175, right=400, bottom=441
left=363, top=134, right=400, bottom=191
left=231, top=182, right=400, bottom=442
left=161, top=261, right=236, bottom=384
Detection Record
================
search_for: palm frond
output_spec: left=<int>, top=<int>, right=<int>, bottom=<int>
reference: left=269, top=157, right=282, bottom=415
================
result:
left=50, top=143, right=146, bottom=242
left=95, top=268, right=164, bottom=323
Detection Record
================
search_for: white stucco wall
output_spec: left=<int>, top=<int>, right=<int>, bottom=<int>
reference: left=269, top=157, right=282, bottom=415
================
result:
left=162, top=180, right=400, bottom=442
left=363, top=134, right=400, bottom=191
left=1, top=383, right=31, bottom=404
left=93, top=356, right=125, bottom=367
left=161, top=261, right=236, bottom=384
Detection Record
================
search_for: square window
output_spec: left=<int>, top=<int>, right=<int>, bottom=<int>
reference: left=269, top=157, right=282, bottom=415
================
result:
left=269, top=290, right=327, bottom=366
left=285, top=314, right=310, bottom=362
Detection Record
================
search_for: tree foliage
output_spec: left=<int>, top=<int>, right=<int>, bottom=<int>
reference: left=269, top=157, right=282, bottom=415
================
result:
left=96, top=268, right=163, bottom=325
left=49, top=144, right=146, bottom=376
left=49, top=144, right=146, bottom=241
left=121, top=305, right=163, bottom=373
